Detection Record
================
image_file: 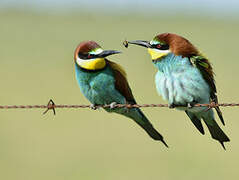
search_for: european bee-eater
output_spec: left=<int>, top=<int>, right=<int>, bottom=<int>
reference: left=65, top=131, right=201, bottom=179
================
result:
left=74, top=41, right=167, bottom=147
left=125, top=33, right=230, bottom=149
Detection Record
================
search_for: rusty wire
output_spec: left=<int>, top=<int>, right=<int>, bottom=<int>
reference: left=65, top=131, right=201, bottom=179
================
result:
left=0, top=99, right=239, bottom=115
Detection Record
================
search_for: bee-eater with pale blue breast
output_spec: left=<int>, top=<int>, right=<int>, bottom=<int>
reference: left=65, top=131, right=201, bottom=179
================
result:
left=74, top=41, right=167, bottom=147
left=125, top=33, right=230, bottom=149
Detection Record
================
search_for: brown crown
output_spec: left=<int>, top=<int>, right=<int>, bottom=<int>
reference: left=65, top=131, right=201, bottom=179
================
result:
left=155, top=33, right=199, bottom=57
left=74, top=41, right=101, bottom=60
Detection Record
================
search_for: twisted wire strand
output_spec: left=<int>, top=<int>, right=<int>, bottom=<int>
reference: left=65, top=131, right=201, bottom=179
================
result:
left=1, top=103, right=239, bottom=109
left=0, top=99, right=239, bottom=115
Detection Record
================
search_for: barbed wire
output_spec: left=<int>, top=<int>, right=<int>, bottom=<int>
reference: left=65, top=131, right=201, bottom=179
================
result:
left=0, top=99, right=239, bottom=115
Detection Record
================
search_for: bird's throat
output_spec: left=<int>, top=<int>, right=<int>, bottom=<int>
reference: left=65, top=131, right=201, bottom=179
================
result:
left=148, top=48, right=169, bottom=61
left=76, top=57, right=106, bottom=70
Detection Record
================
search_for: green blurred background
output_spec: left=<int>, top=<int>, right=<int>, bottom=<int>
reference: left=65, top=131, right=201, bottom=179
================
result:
left=0, top=1, right=239, bottom=179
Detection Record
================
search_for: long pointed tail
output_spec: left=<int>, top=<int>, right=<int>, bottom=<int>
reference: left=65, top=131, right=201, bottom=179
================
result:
left=126, top=108, right=168, bottom=147
left=185, top=110, right=205, bottom=135
left=201, top=109, right=230, bottom=149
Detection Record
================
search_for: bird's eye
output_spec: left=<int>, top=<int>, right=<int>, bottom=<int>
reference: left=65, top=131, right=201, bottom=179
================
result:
left=78, top=52, right=89, bottom=59
left=156, top=44, right=169, bottom=50
left=78, top=52, right=96, bottom=60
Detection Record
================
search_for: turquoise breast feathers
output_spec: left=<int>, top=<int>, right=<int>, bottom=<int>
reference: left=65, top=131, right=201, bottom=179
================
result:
left=75, top=64, right=125, bottom=106
left=153, top=53, right=210, bottom=110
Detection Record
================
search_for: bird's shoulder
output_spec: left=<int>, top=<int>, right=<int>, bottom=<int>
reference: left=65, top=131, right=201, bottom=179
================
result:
left=106, top=60, right=136, bottom=104
left=189, top=54, right=217, bottom=99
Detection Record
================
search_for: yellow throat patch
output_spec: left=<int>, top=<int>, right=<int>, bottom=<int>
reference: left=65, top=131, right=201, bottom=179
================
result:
left=147, top=48, right=169, bottom=60
left=77, top=57, right=106, bottom=70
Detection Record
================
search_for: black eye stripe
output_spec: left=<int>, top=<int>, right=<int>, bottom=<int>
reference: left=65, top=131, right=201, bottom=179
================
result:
left=78, top=52, right=97, bottom=60
left=159, top=44, right=169, bottom=50
left=151, top=44, right=169, bottom=50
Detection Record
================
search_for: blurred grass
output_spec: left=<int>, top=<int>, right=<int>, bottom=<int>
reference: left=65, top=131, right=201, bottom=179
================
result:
left=0, top=9, right=239, bottom=180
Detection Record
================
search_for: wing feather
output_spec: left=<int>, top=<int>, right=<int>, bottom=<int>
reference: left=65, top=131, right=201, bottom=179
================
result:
left=107, top=60, right=136, bottom=104
left=190, top=55, right=225, bottom=125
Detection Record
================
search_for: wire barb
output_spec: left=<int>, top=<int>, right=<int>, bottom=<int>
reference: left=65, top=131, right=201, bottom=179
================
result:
left=43, top=99, right=56, bottom=115
left=204, top=101, right=217, bottom=112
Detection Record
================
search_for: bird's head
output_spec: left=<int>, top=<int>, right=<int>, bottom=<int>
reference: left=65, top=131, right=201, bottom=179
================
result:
left=74, top=41, right=121, bottom=70
left=126, top=33, right=198, bottom=61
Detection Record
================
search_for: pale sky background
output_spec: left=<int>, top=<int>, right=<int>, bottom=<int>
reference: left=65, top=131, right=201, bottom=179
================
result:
left=0, top=0, right=239, bottom=17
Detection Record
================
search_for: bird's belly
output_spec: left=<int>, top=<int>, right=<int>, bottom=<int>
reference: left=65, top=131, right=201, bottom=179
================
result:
left=155, top=69, right=210, bottom=111
left=80, top=76, right=125, bottom=106
left=81, top=80, right=113, bottom=104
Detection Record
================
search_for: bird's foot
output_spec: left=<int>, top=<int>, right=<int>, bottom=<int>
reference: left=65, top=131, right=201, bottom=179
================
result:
left=109, top=102, right=117, bottom=109
left=169, top=103, right=176, bottom=109
left=187, top=102, right=193, bottom=108
left=187, top=101, right=197, bottom=109
left=169, top=103, right=194, bottom=109
left=124, top=106, right=131, bottom=113
left=90, top=104, right=99, bottom=110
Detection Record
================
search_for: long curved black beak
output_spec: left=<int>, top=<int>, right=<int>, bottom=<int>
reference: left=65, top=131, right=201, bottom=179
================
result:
left=98, top=50, right=121, bottom=58
left=124, top=40, right=151, bottom=48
